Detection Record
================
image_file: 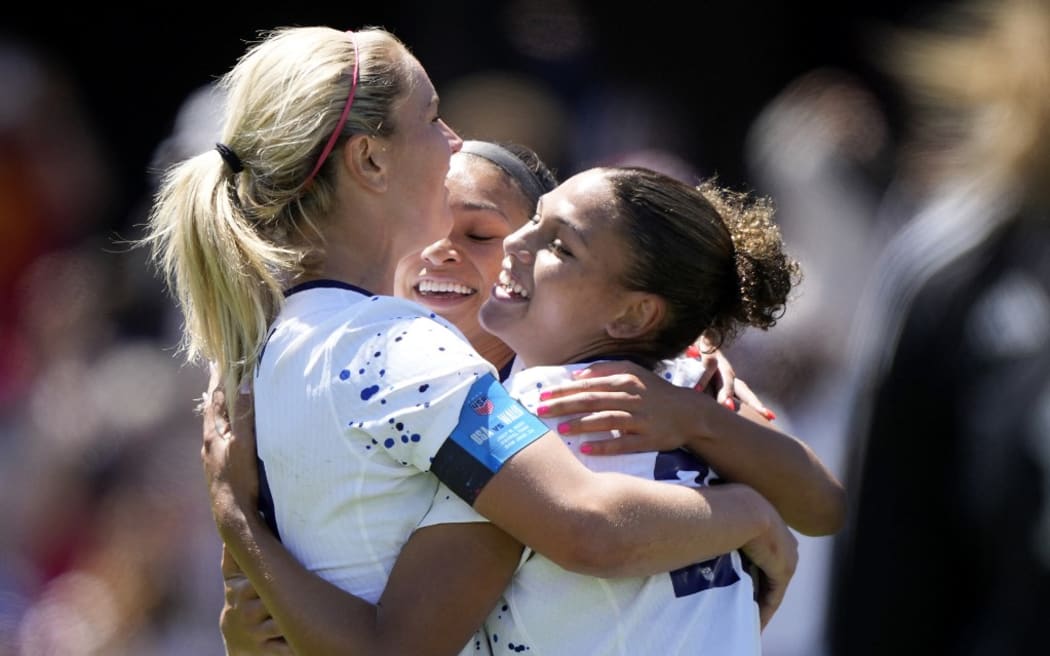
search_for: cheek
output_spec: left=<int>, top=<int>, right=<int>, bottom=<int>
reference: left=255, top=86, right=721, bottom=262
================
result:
left=554, top=277, right=618, bottom=321
left=393, top=253, right=423, bottom=295
left=472, top=247, right=506, bottom=288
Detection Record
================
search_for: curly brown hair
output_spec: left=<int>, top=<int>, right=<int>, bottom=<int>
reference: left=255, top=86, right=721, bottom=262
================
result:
left=603, top=166, right=801, bottom=365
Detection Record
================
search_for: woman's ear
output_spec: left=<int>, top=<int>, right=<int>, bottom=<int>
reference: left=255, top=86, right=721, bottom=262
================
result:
left=342, top=134, right=389, bottom=192
left=606, top=292, right=666, bottom=340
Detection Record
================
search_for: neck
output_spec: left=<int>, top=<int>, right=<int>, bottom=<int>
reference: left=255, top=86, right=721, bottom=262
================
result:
left=470, top=332, right=515, bottom=372
left=311, top=238, right=397, bottom=296
left=310, top=195, right=401, bottom=295
left=514, top=336, right=630, bottom=369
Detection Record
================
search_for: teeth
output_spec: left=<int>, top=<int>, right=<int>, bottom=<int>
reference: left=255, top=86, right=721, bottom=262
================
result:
left=417, top=280, right=476, bottom=295
left=498, top=269, right=530, bottom=298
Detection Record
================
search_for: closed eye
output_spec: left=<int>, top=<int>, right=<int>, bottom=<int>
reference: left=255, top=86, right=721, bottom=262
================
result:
left=548, top=239, right=572, bottom=257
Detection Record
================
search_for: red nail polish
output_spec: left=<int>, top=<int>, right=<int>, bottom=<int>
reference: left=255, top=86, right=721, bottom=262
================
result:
left=580, top=443, right=593, bottom=454
left=724, top=398, right=736, bottom=411
left=686, top=344, right=701, bottom=359
left=557, top=422, right=571, bottom=434
left=763, top=409, right=777, bottom=421
left=537, top=405, right=550, bottom=416
left=539, top=390, right=552, bottom=401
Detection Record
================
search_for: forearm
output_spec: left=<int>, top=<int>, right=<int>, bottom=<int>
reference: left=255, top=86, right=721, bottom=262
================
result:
left=214, top=501, right=381, bottom=655
left=581, top=478, right=784, bottom=578
left=686, top=405, right=846, bottom=536
left=215, top=499, right=515, bottom=656
left=475, top=435, right=783, bottom=578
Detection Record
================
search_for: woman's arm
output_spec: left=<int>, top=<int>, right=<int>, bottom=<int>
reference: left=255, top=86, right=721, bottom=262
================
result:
left=205, top=368, right=798, bottom=632
left=220, top=546, right=292, bottom=655
left=203, top=382, right=521, bottom=656
left=531, top=360, right=846, bottom=536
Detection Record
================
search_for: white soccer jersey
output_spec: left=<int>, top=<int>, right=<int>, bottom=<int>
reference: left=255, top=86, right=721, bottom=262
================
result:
left=253, top=281, right=549, bottom=656
left=479, top=359, right=762, bottom=656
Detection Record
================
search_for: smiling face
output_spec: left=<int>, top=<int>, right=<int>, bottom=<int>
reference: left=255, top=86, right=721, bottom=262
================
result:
left=394, top=152, right=535, bottom=368
left=479, top=168, right=648, bottom=367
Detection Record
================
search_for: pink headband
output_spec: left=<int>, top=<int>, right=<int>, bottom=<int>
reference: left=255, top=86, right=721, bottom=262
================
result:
left=304, top=30, right=360, bottom=186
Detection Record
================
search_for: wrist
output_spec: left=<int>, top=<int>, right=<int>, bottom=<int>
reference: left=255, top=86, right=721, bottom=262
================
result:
left=683, top=389, right=721, bottom=448
left=210, top=486, right=261, bottom=538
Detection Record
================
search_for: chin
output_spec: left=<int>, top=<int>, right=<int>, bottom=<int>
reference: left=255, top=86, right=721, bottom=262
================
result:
left=479, top=305, right=518, bottom=345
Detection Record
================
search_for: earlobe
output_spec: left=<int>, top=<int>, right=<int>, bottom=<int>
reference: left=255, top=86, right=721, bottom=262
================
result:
left=606, top=293, right=666, bottom=340
left=342, top=135, right=388, bottom=192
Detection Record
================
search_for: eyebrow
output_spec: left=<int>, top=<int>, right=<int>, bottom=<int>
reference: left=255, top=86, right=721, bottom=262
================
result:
left=553, top=216, right=588, bottom=247
left=455, top=199, right=510, bottom=222
left=536, top=199, right=587, bottom=245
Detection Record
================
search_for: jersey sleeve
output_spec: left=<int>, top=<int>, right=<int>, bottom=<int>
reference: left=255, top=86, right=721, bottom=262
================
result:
left=429, top=372, right=550, bottom=504
left=329, top=313, right=548, bottom=504
left=417, top=481, right=489, bottom=529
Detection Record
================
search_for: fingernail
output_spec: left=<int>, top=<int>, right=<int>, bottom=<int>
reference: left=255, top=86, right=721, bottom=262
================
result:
left=536, top=405, right=550, bottom=416
left=723, top=398, right=736, bottom=411
left=557, top=422, right=571, bottom=434
left=685, top=344, right=701, bottom=359
left=763, top=409, right=777, bottom=421
left=539, top=390, right=552, bottom=401
left=571, top=369, right=590, bottom=379
left=580, top=443, right=593, bottom=454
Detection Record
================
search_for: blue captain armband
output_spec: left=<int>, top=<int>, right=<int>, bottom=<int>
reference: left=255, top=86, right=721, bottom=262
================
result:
left=431, top=373, right=549, bottom=505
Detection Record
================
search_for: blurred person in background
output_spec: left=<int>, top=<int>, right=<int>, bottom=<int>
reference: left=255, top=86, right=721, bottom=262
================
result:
left=735, top=65, right=898, bottom=656
left=0, top=37, right=114, bottom=411
left=0, top=41, right=222, bottom=656
left=827, top=0, right=1050, bottom=654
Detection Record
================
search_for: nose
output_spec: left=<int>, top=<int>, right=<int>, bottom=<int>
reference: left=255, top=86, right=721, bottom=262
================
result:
left=442, top=120, right=464, bottom=154
left=502, top=230, right=533, bottom=264
left=421, top=237, right=460, bottom=265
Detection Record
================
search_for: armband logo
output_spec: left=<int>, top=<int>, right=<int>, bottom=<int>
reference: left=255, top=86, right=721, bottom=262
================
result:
left=469, top=395, right=495, bottom=416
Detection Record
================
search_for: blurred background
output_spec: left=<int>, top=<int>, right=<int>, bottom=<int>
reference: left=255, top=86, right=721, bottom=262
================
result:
left=3, top=0, right=1048, bottom=654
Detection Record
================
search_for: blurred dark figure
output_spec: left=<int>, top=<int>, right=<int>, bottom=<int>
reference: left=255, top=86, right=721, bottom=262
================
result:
left=739, top=65, right=896, bottom=656
left=828, top=1, right=1050, bottom=654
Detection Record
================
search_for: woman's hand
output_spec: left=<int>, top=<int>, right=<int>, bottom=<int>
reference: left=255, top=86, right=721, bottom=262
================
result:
left=688, top=336, right=773, bottom=419
left=739, top=510, right=798, bottom=630
left=201, top=366, right=260, bottom=532
left=220, top=546, right=292, bottom=655
left=535, top=360, right=714, bottom=455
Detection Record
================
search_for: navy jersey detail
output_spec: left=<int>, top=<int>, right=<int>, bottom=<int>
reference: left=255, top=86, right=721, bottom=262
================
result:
left=432, top=373, right=548, bottom=505
left=257, top=456, right=281, bottom=541
left=283, top=279, right=373, bottom=297
left=497, top=358, right=515, bottom=383
left=654, top=448, right=739, bottom=597
left=669, top=552, right=740, bottom=598
left=256, top=327, right=277, bottom=375
left=654, top=448, right=710, bottom=485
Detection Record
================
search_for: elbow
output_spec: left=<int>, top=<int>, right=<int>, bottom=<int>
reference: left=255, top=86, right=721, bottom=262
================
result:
left=794, top=483, right=848, bottom=537
left=538, top=499, right=639, bottom=577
